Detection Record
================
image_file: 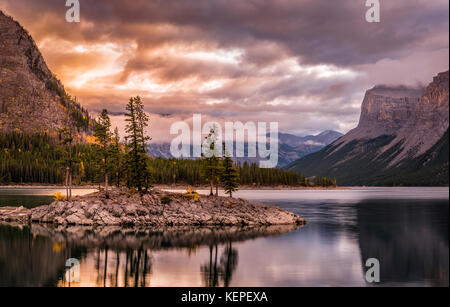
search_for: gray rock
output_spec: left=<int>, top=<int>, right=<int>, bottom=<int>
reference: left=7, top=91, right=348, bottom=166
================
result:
left=1, top=188, right=305, bottom=227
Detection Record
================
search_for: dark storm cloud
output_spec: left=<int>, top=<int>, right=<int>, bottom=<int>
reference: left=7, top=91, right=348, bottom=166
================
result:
left=4, top=0, right=448, bottom=63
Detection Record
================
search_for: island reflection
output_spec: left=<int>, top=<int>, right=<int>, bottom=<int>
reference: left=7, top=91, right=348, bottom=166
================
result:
left=1, top=195, right=447, bottom=287
left=0, top=223, right=300, bottom=287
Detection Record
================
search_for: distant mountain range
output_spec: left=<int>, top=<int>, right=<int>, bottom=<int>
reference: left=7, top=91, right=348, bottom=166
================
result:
left=148, top=130, right=343, bottom=168
left=286, top=71, right=449, bottom=186
left=275, top=130, right=343, bottom=167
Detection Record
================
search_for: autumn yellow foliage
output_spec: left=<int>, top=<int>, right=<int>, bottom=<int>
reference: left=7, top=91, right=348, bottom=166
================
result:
left=53, top=192, right=66, bottom=201
left=85, top=135, right=99, bottom=145
left=186, top=186, right=200, bottom=202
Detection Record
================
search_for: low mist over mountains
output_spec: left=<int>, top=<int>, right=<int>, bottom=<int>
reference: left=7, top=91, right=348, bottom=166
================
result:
left=148, top=130, right=343, bottom=168
left=287, top=71, right=449, bottom=186
left=278, top=130, right=343, bottom=147
left=0, top=11, right=93, bottom=137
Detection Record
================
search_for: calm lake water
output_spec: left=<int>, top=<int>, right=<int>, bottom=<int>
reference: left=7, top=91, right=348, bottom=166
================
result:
left=0, top=188, right=98, bottom=208
left=0, top=187, right=448, bottom=287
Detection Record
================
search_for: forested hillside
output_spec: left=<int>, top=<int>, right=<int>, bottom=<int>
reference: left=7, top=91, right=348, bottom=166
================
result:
left=0, top=132, right=327, bottom=187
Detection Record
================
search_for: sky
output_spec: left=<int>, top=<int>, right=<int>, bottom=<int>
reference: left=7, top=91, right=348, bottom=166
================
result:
left=1, top=0, right=448, bottom=142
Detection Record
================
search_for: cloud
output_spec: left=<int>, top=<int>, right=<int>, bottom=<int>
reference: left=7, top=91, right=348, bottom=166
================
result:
left=1, top=0, right=448, bottom=136
left=304, top=140, right=325, bottom=146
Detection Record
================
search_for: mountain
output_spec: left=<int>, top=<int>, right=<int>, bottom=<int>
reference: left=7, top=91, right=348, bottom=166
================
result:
left=277, top=130, right=343, bottom=147
left=297, top=130, right=344, bottom=146
left=275, top=131, right=343, bottom=167
left=147, top=130, right=343, bottom=168
left=286, top=71, right=449, bottom=186
left=0, top=10, right=93, bottom=136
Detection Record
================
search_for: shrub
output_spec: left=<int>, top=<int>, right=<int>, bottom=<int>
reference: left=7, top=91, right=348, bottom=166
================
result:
left=185, top=186, right=200, bottom=202
left=53, top=192, right=66, bottom=201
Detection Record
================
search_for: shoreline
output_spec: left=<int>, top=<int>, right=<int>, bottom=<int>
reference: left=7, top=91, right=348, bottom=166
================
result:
left=0, top=184, right=348, bottom=190
left=1, top=184, right=448, bottom=190
left=0, top=188, right=306, bottom=226
left=156, top=184, right=350, bottom=190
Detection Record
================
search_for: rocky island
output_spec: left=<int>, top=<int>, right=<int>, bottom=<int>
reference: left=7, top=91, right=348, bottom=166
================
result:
left=0, top=188, right=305, bottom=226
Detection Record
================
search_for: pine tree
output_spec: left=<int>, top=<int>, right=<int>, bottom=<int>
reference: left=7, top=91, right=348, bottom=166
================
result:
left=110, top=126, right=124, bottom=187
left=135, top=96, right=151, bottom=150
left=220, top=142, right=239, bottom=198
left=201, top=125, right=222, bottom=196
left=124, top=96, right=152, bottom=194
left=94, top=109, right=112, bottom=197
left=57, top=125, right=78, bottom=200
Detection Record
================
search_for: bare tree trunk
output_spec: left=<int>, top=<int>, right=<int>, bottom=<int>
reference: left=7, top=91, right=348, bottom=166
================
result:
left=68, top=171, right=72, bottom=201
left=103, top=247, right=108, bottom=287
left=65, top=168, right=69, bottom=200
left=210, top=180, right=213, bottom=196
left=105, top=172, right=109, bottom=197
left=213, top=245, right=218, bottom=286
left=115, top=251, right=120, bottom=287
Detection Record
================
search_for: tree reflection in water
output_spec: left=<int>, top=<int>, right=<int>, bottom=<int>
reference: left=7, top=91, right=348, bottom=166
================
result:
left=0, top=224, right=299, bottom=287
left=85, top=247, right=153, bottom=287
left=201, top=242, right=238, bottom=287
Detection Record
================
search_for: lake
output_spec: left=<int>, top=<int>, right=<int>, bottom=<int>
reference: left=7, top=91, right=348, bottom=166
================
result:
left=0, top=187, right=98, bottom=208
left=0, top=187, right=448, bottom=287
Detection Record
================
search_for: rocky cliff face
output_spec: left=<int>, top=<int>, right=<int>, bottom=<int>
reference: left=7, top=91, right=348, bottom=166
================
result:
left=334, top=71, right=449, bottom=166
left=0, top=10, right=92, bottom=136
left=413, top=71, right=450, bottom=155
left=287, top=70, right=449, bottom=186
left=355, top=86, right=424, bottom=138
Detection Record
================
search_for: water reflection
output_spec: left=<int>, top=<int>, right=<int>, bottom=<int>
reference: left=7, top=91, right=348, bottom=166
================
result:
left=355, top=200, right=449, bottom=286
left=201, top=243, right=238, bottom=287
left=0, top=189, right=448, bottom=287
left=267, top=198, right=448, bottom=286
left=0, top=224, right=299, bottom=287
left=0, top=224, right=71, bottom=286
left=55, top=247, right=155, bottom=287
left=55, top=225, right=296, bottom=287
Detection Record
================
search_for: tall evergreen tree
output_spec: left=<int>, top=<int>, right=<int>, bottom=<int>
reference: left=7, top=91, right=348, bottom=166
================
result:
left=201, top=126, right=222, bottom=196
left=110, top=126, right=124, bottom=187
left=134, top=96, right=151, bottom=149
left=57, top=125, right=78, bottom=200
left=124, top=96, right=152, bottom=194
left=220, top=143, right=239, bottom=198
left=94, top=109, right=112, bottom=197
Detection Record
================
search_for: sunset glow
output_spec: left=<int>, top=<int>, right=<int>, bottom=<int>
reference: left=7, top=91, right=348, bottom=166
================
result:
left=1, top=0, right=448, bottom=140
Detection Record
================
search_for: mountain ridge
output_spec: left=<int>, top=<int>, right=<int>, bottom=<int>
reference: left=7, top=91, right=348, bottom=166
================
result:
left=0, top=10, right=93, bottom=137
left=286, top=70, right=449, bottom=186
